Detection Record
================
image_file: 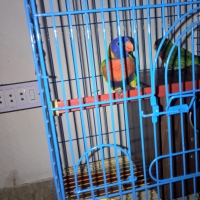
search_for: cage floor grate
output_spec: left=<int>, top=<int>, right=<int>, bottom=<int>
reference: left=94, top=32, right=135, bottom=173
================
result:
left=62, top=156, right=154, bottom=199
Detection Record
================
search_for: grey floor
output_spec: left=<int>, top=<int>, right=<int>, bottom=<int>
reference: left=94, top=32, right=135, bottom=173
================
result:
left=0, top=179, right=56, bottom=200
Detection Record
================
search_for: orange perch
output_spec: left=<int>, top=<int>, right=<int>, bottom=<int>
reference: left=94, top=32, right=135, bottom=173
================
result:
left=52, top=79, right=200, bottom=116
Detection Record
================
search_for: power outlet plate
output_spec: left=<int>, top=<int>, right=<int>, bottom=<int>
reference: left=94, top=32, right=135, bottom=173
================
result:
left=0, top=81, right=41, bottom=113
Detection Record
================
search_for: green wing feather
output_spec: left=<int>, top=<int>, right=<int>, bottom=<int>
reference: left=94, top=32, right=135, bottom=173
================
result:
left=164, top=40, right=200, bottom=69
left=100, top=46, right=112, bottom=82
left=128, top=53, right=137, bottom=88
left=100, top=59, right=106, bottom=80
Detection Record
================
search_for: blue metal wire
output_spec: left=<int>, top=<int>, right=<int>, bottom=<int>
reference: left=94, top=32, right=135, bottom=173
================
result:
left=131, top=2, right=148, bottom=199
left=58, top=128, right=130, bottom=144
left=47, top=0, right=69, bottom=169
left=85, top=0, right=104, bottom=161
left=74, top=144, right=136, bottom=198
left=150, top=147, right=199, bottom=175
left=100, top=0, right=122, bottom=198
left=175, top=6, right=186, bottom=199
left=70, top=0, right=97, bottom=162
left=35, top=2, right=200, bottom=17
left=161, top=0, right=166, bottom=36
left=25, top=1, right=200, bottom=199
left=24, top=2, right=62, bottom=199
left=92, top=0, right=111, bottom=161
left=64, top=1, right=96, bottom=198
left=191, top=4, right=198, bottom=198
left=39, top=14, right=182, bottom=31
left=114, top=3, right=129, bottom=198
left=146, top=2, right=160, bottom=199
left=82, top=0, right=108, bottom=198
left=27, top=0, right=66, bottom=199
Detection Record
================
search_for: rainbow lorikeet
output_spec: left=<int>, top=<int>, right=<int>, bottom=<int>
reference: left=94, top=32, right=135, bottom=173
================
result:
left=100, top=36, right=137, bottom=98
left=154, top=37, right=200, bottom=69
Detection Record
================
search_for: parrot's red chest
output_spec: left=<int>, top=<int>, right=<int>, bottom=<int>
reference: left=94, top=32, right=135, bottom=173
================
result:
left=102, top=57, right=135, bottom=82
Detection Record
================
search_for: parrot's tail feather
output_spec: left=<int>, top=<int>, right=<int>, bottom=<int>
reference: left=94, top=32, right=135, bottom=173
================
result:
left=130, top=80, right=137, bottom=88
left=130, top=73, right=137, bottom=88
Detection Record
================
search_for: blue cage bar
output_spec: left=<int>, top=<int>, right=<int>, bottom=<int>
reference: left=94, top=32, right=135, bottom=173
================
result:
left=24, top=0, right=200, bottom=199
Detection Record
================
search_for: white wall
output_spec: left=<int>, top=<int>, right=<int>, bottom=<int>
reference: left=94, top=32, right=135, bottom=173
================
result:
left=0, top=1, right=53, bottom=188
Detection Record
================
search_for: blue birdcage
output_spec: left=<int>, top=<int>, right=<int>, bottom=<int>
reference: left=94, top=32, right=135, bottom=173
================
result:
left=24, top=0, right=200, bottom=199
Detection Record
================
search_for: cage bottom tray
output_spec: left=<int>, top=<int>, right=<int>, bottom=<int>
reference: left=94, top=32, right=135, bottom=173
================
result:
left=62, top=156, right=155, bottom=199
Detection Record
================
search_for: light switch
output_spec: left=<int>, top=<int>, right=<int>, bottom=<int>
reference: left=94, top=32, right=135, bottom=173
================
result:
left=29, top=89, right=36, bottom=100
left=27, top=86, right=38, bottom=103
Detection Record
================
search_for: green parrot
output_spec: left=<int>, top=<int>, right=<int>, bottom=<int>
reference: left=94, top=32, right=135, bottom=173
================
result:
left=100, top=36, right=137, bottom=98
left=153, top=37, right=200, bottom=69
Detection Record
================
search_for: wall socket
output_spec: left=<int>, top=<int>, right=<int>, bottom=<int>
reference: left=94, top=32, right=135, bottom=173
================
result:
left=0, top=91, right=6, bottom=109
left=5, top=89, right=17, bottom=108
left=16, top=87, right=28, bottom=105
left=0, top=81, right=41, bottom=113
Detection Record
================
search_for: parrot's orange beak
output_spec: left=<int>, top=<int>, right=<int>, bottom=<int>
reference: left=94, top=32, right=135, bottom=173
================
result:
left=125, top=41, right=134, bottom=52
left=153, top=45, right=157, bottom=51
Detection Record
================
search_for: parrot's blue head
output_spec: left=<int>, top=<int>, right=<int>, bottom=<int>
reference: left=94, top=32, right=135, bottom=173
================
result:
left=109, top=36, right=134, bottom=59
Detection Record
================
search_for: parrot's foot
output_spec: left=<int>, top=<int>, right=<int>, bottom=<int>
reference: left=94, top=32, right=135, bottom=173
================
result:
left=130, top=85, right=137, bottom=90
left=132, top=85, right=142, bottom=91
left=115, top=88, right=123, bottom=99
